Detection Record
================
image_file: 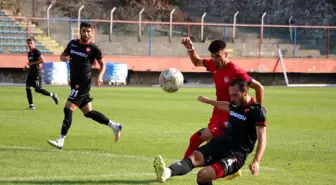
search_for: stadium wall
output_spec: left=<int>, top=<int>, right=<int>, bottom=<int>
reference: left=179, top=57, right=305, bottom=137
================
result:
left=0, top=55, right=335, bottom=86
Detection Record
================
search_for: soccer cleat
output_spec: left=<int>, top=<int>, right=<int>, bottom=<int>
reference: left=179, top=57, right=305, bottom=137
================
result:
left=110, top=123, right=122, bottom=142
left=223, top=169, right=242, bottom=180
left=47, top=138, right=64, bottom=149
left=27, top=106, right=35, bottom=110
left=153, top=155, right=168, bottom=183
left=52, top=93, right=59, bottom=105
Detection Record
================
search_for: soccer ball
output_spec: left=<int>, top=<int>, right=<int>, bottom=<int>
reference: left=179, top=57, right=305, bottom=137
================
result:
left=159, top=68, right=184, bottom=93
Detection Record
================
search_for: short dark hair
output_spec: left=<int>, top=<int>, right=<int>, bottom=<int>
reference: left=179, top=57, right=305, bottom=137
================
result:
left=208, top=40, right=226, bottom=53
left=26, top=38, right=34, bottom=42
left=80, top=22, right=92, bottom=29
left=230, top=78, right=249, bottom=93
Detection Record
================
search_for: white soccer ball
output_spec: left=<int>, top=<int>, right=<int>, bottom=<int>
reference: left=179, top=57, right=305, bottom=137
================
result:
left=159, top=68, right=184, bottom=93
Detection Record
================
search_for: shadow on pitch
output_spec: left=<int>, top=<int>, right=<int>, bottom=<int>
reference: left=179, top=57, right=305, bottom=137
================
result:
left=0, top=179, right=157, bottom=184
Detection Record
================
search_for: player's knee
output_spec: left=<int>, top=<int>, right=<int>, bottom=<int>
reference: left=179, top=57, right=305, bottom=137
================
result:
left=189, top=151, right=204, bottom=167
left=196, top=169, right=214, bottom=184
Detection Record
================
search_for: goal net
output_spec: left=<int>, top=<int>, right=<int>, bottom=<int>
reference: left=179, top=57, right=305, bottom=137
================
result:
left=276, top=45, right=336, bottom=87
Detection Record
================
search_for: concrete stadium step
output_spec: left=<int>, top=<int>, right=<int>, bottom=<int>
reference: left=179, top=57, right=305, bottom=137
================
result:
left=1, top=9, right=14, bottom=16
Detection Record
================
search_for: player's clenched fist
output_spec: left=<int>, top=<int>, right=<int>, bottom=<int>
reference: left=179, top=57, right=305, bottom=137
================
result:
left=249, top=161, right=260, bottom=176
left=181, top=37, right=194, bottom=50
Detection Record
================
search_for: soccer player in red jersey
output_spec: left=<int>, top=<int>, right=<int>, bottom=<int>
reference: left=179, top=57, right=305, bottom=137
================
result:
left=181, top=37, right=264, bottom=160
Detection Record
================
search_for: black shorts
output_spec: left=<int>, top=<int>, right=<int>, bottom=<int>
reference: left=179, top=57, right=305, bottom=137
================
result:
left=67, top=84, right=92, bottom=108
left=196, top=139, right=245, bottom=178
left=26, top=73, right=42, bottom=88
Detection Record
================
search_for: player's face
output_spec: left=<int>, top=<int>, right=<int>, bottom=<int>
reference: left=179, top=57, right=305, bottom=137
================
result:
left=210, top=50, right=227, bottom=68
left=27, top=41, right=35, bottom=50
left=229, top=85, right=246, bottom=106
left=80, top=27, right=92, bottom=42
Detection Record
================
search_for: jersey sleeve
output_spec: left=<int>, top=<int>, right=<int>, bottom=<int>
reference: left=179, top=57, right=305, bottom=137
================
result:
left=93, top=46, right=103, bottom=60
left=202, top=59, right=216, bottom=72
left=235, top=67, right=252, bottom=85
left=62, top=41, right=72, bottom=55
left=251, top=106, right=267, bottom=126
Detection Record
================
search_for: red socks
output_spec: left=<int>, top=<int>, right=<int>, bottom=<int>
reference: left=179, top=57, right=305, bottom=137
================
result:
left=183, top=132, right=204, bottom=159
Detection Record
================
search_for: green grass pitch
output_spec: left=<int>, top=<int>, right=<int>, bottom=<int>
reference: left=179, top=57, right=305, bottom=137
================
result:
left=0, top=86, right=335, bottom=185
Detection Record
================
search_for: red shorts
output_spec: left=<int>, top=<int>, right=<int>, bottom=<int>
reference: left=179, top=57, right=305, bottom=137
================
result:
left=207, top=114, right=229, bottom=139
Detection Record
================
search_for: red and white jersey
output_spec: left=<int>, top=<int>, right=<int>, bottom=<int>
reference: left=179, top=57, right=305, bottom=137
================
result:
left=203, top=59, right=252, bottom=116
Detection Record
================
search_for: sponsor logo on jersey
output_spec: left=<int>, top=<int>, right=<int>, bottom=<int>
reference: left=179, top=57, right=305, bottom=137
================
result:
left=230, top=111, right=246, bottom=121
left=224, top=77, right=229, bottom=83
left=70, top=49, right=88, bottom=58
left=86, top=47, right=91, bottom=53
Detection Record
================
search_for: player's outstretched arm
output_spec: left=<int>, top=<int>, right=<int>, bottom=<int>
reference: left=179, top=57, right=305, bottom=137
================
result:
left=197, top=96, right=230, bottom=112
left=249, top=125, right=267, bottom=176
left=249, top=79, right=264, bottom=105
left=181, top=37, right=204, bottom=67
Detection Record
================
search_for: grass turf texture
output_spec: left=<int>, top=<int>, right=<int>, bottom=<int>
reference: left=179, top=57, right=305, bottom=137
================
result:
left=0, top=86, right=335, bottom=185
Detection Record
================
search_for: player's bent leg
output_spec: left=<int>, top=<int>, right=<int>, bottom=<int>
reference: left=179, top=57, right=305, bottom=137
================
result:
left=153, top=152, right=203, bottom=183
left=47, top=101, right=76, bottom=149
left=80, top=102, right=122, bottom=142
left=25, top=87, right=34, bottom=109
left=183, top=128, right=207, bottom=159
left=196, top=166, right=216, bottom=185
left=34, top=88, right=59, bottom=105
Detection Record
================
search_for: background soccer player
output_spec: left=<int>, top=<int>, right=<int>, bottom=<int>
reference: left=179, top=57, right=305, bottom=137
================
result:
left=181, top=38, right=264, bottom=160
left=24, top=38, right=58, bottom=110
left=153, top=78, right=267, bottom=184
left=47, top=22, right=122, bottom=149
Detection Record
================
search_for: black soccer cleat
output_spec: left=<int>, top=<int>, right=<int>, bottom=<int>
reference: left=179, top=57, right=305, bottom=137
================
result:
left=52, top=93, right=59, bottom=105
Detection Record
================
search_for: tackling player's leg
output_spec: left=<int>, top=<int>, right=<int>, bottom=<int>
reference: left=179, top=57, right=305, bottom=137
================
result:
left=153, top=148, right=205, bottom=183
left=80, top=100, right=122, bottom=142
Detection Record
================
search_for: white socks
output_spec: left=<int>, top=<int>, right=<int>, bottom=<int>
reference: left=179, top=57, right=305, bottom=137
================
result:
left=108, top=120, right=117, bottom=128
left=58, top=135, right=66, bottom=140
left=165, top=168, right=172, bottom=178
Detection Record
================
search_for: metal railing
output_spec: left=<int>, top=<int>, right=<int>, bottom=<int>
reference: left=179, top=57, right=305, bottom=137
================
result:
left=0, top=9, right=335, bottom=58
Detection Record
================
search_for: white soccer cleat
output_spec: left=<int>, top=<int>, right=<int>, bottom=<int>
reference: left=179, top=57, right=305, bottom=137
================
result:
left=153, top=155, right=169, bottom=183
left=109, top=123, right=122, bottom=142
left=47, top=138, right=64, bottom=149
left=27, top=106, right=35, bottom=110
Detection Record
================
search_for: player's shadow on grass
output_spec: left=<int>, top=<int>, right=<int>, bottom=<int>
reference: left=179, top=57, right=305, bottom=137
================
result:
left=0, top=179, right=157, bottom=184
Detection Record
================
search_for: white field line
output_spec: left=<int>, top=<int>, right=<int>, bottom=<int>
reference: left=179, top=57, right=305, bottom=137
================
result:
left=0, top=173, right=155, bottom=181
left=0, top=144, right=283, bottom=175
